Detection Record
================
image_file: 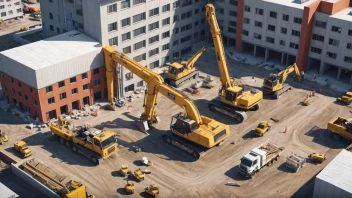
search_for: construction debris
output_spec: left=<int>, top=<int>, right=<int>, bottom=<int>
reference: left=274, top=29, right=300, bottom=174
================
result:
left=225, top=182, right=240, bottom=187
left=286, top=154, right=306, bottom=172
left=270, top=118, right=279, bottom=122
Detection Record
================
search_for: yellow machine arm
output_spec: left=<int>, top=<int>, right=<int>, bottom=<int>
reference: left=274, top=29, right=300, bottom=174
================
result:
left=278, top=63, right=302, bottom=83
left=103, top=46, right=202, bottom=125
left=182, top=47, right=206, bottom=70
left=205, top=4, right=232, bottom=90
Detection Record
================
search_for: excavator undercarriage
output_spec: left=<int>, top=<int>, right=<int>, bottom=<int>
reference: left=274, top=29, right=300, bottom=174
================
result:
left=165, top=70, right=199, bottom=88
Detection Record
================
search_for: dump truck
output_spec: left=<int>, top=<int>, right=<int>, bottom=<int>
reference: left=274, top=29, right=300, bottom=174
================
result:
left=134, top=169, right=145, bottom=181
left=145, top=184, right=159, bottom=197
left=286, top=154, right=305, bottom=172
left=14, top=141, right=32, bottom=158
left=124, top=181, right=135, bottom=194
left=336, top=92, right=352, bottom=105
left=254, top=121, right=271, bottom=137
left=50, top=122, right=118, bottom=165
left=327, top=116, right=352, bottom=141
left=308, top=153, right=326, bottom=163
left=16, top=158, right=94, bottom=198
left=238, top=142, right=284, bottom=178
left=120, top=165, right=129, bottom=176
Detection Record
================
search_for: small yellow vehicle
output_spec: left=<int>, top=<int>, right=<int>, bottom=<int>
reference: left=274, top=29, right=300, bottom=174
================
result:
left=120, top=165, right=129, bottom=176
left=14, top=141, right=32, bottom=158
left=145, top=184, right=159, bottom=197
left=124, top=181, right=135, bottom=194
left=134, top=169, right=145, bottom=181
left=308, top=153, right=326, bottom=163
left=337, top=92, right=352, bottom=105
left=255, top=121, right=271, bottom=137
left=0, top=130, right=9, bottom=144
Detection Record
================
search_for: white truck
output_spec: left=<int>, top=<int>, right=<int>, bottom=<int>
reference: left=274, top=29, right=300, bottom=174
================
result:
left=238, top=142, right=284, bottom=178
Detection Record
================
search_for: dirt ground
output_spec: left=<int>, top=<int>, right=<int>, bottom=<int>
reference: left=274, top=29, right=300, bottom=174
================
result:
left=0, top=51, right=351, bottom=198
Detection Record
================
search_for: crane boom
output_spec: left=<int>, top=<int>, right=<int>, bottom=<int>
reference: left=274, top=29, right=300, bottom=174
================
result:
left=184, top=47, right=206, bottom=70
left=205, top=4, right=232, bottom=89
left=103, top=46, right=202, bottom=125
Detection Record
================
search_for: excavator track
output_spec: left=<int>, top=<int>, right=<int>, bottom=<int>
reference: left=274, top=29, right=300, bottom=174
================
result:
left=273, top=84, right=292, bottom=99
left=208, top=99, right=247, bottom=123
left=162, top=134, right=206, bottom=159
left=165, top=71, right=199, bottom=88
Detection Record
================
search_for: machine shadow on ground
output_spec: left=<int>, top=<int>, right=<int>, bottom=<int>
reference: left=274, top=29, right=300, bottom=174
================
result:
left=224, top=165, right=248, bottom=182
left=305, top=126, right=349, bottom=149
left=291, top=172, right=318, bottom=198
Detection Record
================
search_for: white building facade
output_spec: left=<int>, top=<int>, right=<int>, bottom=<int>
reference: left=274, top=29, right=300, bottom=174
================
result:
left=0, top=0, right=23, bottom=21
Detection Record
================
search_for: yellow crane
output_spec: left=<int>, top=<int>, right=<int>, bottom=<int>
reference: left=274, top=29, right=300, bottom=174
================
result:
left=262, top=63, right=302, bottom=99
left=165, top=47, right=206, bottom=87
left=103, top=46, right=230, bottom=159
left=205, top=4, right=263, bottom=123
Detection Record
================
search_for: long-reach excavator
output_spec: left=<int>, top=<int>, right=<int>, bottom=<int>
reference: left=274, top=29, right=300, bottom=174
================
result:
left=103, top=46, right=230, bottom=159
left=205, top=4, right=263, bottom=123
left=262, top=63, right=302, bottom=99
left=165, top=47, right=206, bottom=87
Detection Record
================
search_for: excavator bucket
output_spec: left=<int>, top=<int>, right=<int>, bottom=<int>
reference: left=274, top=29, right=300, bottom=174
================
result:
left=136, top=120, right=150, bottom=133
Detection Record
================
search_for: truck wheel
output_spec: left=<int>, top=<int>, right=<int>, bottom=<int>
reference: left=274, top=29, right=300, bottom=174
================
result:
left=91, top=157, right=98, bottom=164
left=251, top=171, right=256, bottom=178
left=333, top=133, right=341, bottom=141
left=267, top=161, right=273, bottom=166
left=59, top=138, right=65, bottom=145
left=72, top=145, right=77, bottom=152
left=65, top=141, right=71, bottom=148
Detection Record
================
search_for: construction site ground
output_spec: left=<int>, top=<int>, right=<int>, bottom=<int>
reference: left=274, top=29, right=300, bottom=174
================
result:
left=1, top=51, right=351, bottom=198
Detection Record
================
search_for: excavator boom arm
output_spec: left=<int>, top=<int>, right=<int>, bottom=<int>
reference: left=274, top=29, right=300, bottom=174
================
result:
left=278, top=63, right=302, bottom=83
left=185, top=47, right=206, bottom=69
left=205, top=4, right=232, bottom=89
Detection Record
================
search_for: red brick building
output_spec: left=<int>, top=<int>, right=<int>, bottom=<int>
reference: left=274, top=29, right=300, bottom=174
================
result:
left=0, top=31, right=107, bottom=122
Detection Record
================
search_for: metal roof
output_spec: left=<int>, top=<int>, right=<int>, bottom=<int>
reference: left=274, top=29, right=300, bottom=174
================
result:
left=316, top=149, right=352, bottom=194
left=0, top=182, right=19, bottom=198
left=0, top=30, right=101, bottom=70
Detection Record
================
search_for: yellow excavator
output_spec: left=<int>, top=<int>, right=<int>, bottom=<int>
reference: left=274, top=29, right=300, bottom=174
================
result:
left=205, top=4, right=263, bottom=123
left=103, top=46, right=230, bottom=159
left=262, top=63, right=302, bottom=99
left=165, top=47, right=206, bottom=87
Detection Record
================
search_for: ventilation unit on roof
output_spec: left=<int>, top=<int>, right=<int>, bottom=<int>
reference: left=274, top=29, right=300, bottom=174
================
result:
left=294, top=0, right=310, bottom=4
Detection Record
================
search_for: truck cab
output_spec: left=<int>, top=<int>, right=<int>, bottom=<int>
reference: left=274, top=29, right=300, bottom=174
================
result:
left=238, top=148, right=266, bottom=178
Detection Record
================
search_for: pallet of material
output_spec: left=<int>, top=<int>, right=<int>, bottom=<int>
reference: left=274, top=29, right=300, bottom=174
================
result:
left=286, top=154, right=306, bottom=172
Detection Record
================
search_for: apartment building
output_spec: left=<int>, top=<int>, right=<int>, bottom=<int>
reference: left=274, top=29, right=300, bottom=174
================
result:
left=0, top=31, right=106, bottom=122
left=40, top=0, right=207, bottom=98
left=0, top=0, right=23, bottom=21
left=212, top=0, right=352, bottom=84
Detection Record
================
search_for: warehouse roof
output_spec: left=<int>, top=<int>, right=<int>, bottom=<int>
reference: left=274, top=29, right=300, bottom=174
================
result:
left=0, top=30, right=103, bottom=89
left=316, top=149, right=352, bottom=194
left=0, top=182, right=18, bottom=198
left=0, top=30, right=102, bottom=70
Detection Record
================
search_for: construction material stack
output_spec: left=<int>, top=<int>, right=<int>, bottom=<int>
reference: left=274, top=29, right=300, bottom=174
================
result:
left=286, top=154, right=305, bottom=172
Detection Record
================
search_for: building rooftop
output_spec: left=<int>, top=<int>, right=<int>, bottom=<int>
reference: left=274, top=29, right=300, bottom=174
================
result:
left=331, top=7, right=352, bottom=22
left=263, top=0, right=317, bottom=9
left=0, top=182, right=19, bottom=198
left=316, top=149, right=352, bottom=194
left=0, top=30, right=102, bottom=70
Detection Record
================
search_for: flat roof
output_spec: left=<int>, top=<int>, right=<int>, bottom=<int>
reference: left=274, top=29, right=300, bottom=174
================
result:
left=0, top=182, right=19, bottom=198
left=331, top=7, right=352, bottom=22
left=263, top=0, right=316, bottom=9
left=0, top=30, right=102, bottom=71
left=316, top=149, right=352, bottom=194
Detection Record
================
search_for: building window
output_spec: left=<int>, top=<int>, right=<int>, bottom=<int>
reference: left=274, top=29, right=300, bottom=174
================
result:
left=162, top=43, right=169, bottom=51
left=148, top=21, right=159, bottom=31
left=173, top=1, right=180, bottom=9
left=46, top=86, right=53, bottom=93
left=289, top=42, right=299, bottom=49
left=133, top=12, right=146, bottom=23
left=108, top=22, right=117, bottom=32
left=137, top=81, right=143, bottom=87
left=109, top=37, right=118, bottom=46
left=243, top=18, right=250, bottom=24
left=123, top=46, right=131, bottom=54
left=311, top=47, right=322, bottom=54
left=162, top=4, right=170, bottom=12
left=133, top=0, right=145, bottom=5
left=255, top=8, right=263, bottom=15
left=58, top=80, right=65, bottom=87
left=242, top=30, right=249, bottom=36
left=181, top=11, right=192, bottom=20
left=125, top=72, right=133, bottom=81
left=279, top=40, right=285, bottom=46
left=328, top=38, right=339, bottom=47
left=229, top=20, right=237, bottom=27
left=195, top=8, right=199, bottom=15
left=18, top=81, right=21, bottom=87
left=229, top=10, right=237, bottom=17
left=312, top=34, right=324, bottom=42
left=174, top=15, right=179, bottom=23
left=294, top=17, right=302, bottom=24
left=34, top=100, right=38, bottom=106
left=133, top=53, right=146, bottom=62
left=93, top=68, right=100, bottom=75
left=124, top=84, right=134, bottom=92
left=81, top=73, right=87, bottom=79
left=71, top=88, right=78, bottom=94
left=149, top=35, right=159, bottom=44
left=59, top=92, right=67, bottom=100
left=18, top=92, right=22, bottom=97
left=149, top=7, right=159, bottom=17
left=50, top=25, right=54, bottom=31
left=107, top=3, right=117, bottom=13
left=122, top=32, right=131, bottom=41
left=268, top=25, right=275, bottom=31
left=162, top=17, right=170, bottom=26
left=94, top=79, right=100, bottom=86
left=70, top=77, right=76, bottom=83
left=149, top=48, right=159, bottom=57
left=269, top=11, right=277, bottom=18
left=348, top=30, right=352, bottom=36
left=282, top=14, right=289, bottom=21
left=281, top=27, right=287, bottom=34
left=181, top=35, right=192, bottom=43
left=326, top=51, right=337, bottom=59
left=134, top=40, right=146, bottom=50
left=133, top=26, right=146, bottom=37
left=344, top=56, right=352, bottom=63
left=121, top=17, right=131, bottom=27
left=121, top=0, right=130, bottom=9
left=149, top=60, right=159, bottom=69
left=253, top=33, right=261, bottom=40
left=173, top=40, right=179, bottom=46
left=347, top=43, right=352, bottom=50
left=181, top=23, right=192, bottom=32
left=266, top=37, right=275, bottom=44
left=314, top=20, right=326, bottom=29
left=173, top=27, right=179, bottom=34
left=48, top=97, right=55, bottom=105
left=30, top=88, right=33, bottom=93
left=331, top=26, right=341, bottom=33
left=254, top=21, right=262, bottom=28
left=291, top=30, right=300, bottom=37
left=83, top=84, right=89, bottom=90
left=173, top=52, right=179, bottom=59
left=162, top=31, right=170, bottom=39
left=244, top=5, right=250, bottom=12
left=49, top=13, right=53, bottom=20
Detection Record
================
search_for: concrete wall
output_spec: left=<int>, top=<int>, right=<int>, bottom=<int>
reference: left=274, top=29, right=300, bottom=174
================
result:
left=11, top=163, right=60, bottom=198
left=0, top=0, right=23, bottom=21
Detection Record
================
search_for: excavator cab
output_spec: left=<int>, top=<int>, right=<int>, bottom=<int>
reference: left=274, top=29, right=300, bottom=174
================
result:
left=170, top=114, right=197, bottom=134
left=224, top=88, right=242, bottom=102
left=263, top=74, right=279, bottom=89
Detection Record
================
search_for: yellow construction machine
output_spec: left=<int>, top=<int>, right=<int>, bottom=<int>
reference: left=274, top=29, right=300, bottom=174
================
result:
left=120, top=164, right=130, bottom=176
left=103, top=46, right=230, bottom=159
left=165, top=47, right=206, bottom=87
left=124, top=181, right=135, bottom=194
left=262, top=63, right=302, bottom=99
left=145, top=184, right=160, bottom=197
left=336, top=92, right=352, bottom=105
left=205, top=4, right=263, bottom=123
left=327, top=116, right=352, bottom=141
left=50, top=117, right=118, bottom=164
left=254, top=121, right=271, bottom=137
left=14, top=141, right=32, bottom=158
left=308, top=153, right=326, bottom=163
left=134, top=169, right=145, bottom=181
left=0, top=129, right=8, bottom=144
